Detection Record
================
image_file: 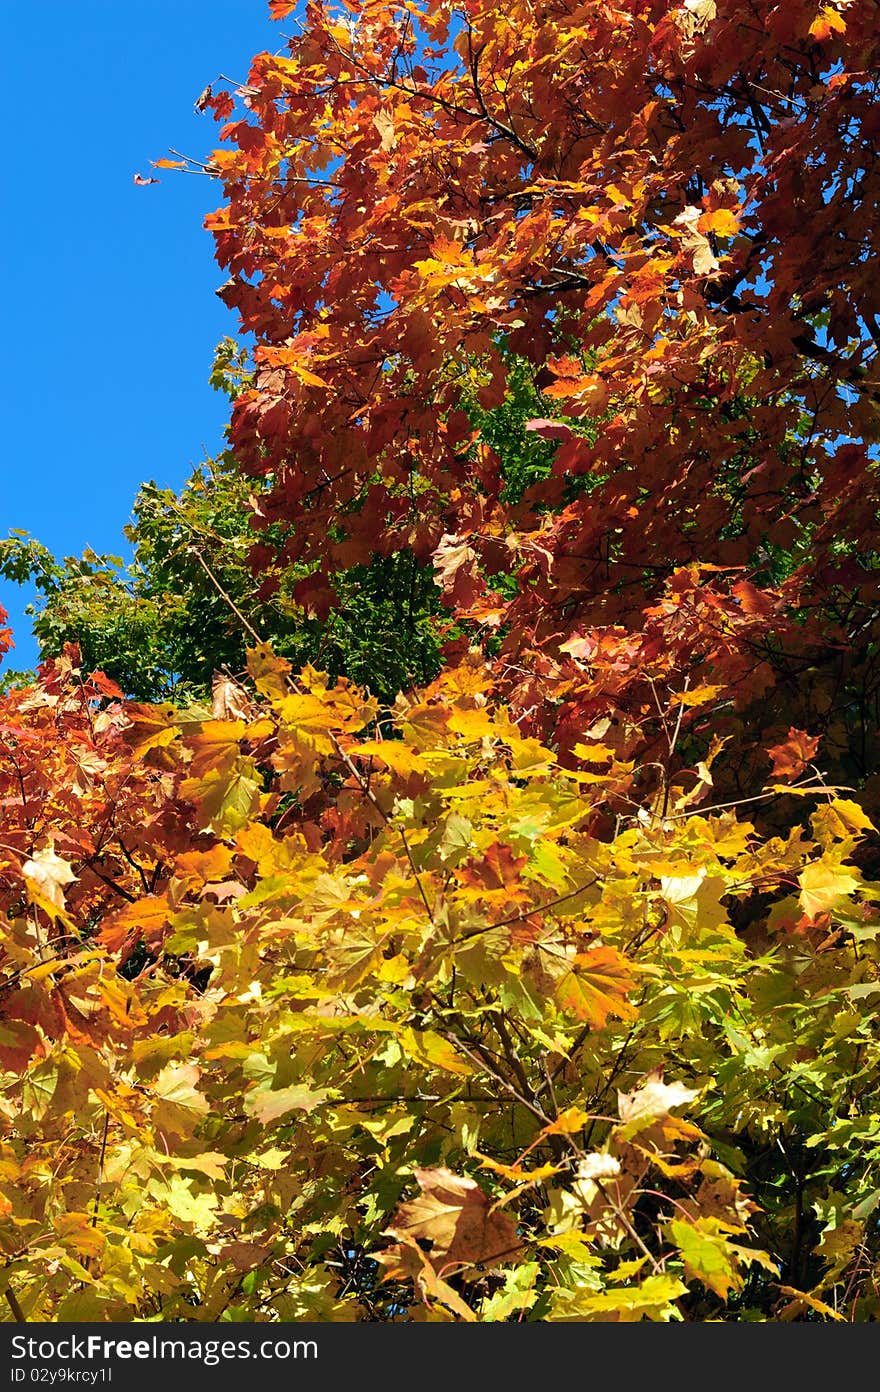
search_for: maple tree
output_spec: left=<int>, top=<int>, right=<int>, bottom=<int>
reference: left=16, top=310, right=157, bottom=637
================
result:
left=1, top=638, right=879, bottom=1321
left=1, top=0, right=880, bottom=1324
left=197, top=0, right=880, bottom=805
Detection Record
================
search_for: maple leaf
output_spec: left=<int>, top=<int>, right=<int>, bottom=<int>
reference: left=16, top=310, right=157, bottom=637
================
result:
left=211, top=672, right=251, bottom=721
left=523, top=418, right=575, bottom=441
left=399, top=1029, right=473, bottom=1076
left=667, top=1218, right=743, bottom=1299
left=798, top=858, right=861, bottom=917
left=133, top=173, right=159, bottom=186
left=354, top=739, right=428, bottom=777
left=776, top=1285, right=845, bottom=1321
left=767, top=728, right=821, bottom=781
left=218, top=1241, right=274, bottom=1272
left=98, top=895, right=169, bottom=954
left=53, top=1213, right=106, bottom=1261
left=460, top=841, right=528, bottom=895
left=669, top=683, right=725, bottom=708
left=22, top=845, right=76, bottom=913
left=683, top=0, right=717, bottom=28
left=697, top=208, right=741, bottom=237
left=809, top=6, right=847, bottom=40
left=153, top=1063, right=210, bottom=1133
left=173, top=844, right=235, bottom=892
left=432, top=533, right=478, bottom=596
left=618, top=1071, right=699, bottom=1124
left=373, top=109, right=397, bottom=152
left=812, top=797, right=876, bottom=842
left=383, top=1167, right=522, bottom=1271
left=551, top=944, right=638, bottom=1029
left=245, top=1085, right=330, bottom=1123
left=124, top=703, right=179, bottom=758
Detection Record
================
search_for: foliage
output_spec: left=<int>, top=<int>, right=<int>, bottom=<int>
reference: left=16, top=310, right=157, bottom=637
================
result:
left=0, top=439, right=444, bottom=708
left=196, top=0, right=880, bottom=804
left=0, top=643, right=879, bottom=1322
left=1, top=0, right=880, bottom=1325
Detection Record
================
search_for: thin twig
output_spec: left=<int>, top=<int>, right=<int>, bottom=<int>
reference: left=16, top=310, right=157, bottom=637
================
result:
left=445, top=1034, right=554, bottom=1131
left=455, top=878, right=601, bottom=943
left=91, top=1111, right=110, bottom=1228
left=595, top=1178, right=662, bottom=1274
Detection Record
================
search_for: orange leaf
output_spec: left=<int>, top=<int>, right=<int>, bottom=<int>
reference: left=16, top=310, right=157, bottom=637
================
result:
left=697, top=208, right=740, bottom=237
left=767, top=728, right=820, bottom=781
left=554, top=945, right=638, bottom=1028
left=809, top=6, right=846, bottom=39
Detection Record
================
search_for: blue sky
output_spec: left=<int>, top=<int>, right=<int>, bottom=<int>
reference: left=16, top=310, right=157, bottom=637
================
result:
left=3, top=2, right=283, bottom=670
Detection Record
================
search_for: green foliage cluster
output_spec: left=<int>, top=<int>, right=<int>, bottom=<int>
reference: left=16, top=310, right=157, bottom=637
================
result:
left=0, top=345, right=447, bottom=707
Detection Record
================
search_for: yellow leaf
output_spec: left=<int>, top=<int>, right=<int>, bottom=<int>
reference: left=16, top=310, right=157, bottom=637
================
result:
left=244, top=1084, right=330, bottom=1123
left=478, top=1154, right=561, bottom=1183
left=124, top=703, right=179, bottom=758
left=696, top=209, right=740, bottom=237
left=53, top=1212, right=106, bottom=1260
left=355, top=739, right=428, bottom=776
left=669, top=684, right=725, bottom=707
left=667, top=1218, right=741, bottom=1298
left=27, top=952, right=100, bottom=985
left=154, top=1152, right=228, bottom=1181
left=571, top=742, right=614, bottom=763
left=660, top=869, right=706, bottom=906
left=548, top=1273, right=686, bottom=1321
left=185, top=719, right=252, bottom=779
left=234, top=823, right=311, bottom=878
left=447, top=707, right=497, bottom=742
left=400, top=1028, right=473, bottom=1076
left=162, top=1176, right=219, bottom=1232
left=809, top=6, right=846, bottom=39
left=291, top=362, right=331, bottom=389
left=618, top=1071, right=699, bottom=1123
left=246, top=642, right=291, bottom=699
left=777, top=1284, right=845, bottom=1321
left=798, top=859, right=861, bottom=917
left=154, top=1063, right=210, bottom=1117
left=541, top=1106, right=590, bottom=1136
left=813, top=798, right=876, bottom=843
left=181, top=763, right=262, bottom=837
left=173, top=844, right=234, bottom=890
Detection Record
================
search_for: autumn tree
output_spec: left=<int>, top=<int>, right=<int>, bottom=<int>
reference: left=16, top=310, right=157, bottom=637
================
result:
left=193, top=0, right=880, bottom=805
